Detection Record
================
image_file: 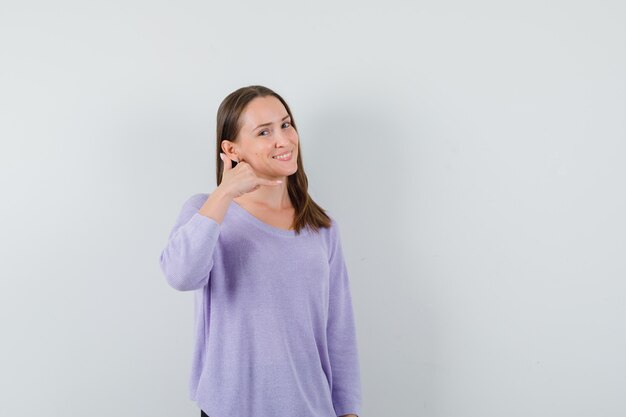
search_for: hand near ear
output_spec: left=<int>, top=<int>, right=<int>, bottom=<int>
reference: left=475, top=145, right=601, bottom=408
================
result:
left=218, top=153, right=282, bottom=198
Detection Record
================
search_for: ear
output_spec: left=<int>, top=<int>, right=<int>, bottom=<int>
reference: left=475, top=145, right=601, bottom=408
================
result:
left=220, top=140, right=239, bottom=163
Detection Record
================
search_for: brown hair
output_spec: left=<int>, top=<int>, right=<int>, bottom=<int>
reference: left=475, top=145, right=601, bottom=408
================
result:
left=215, top=85, right=331, bottom=235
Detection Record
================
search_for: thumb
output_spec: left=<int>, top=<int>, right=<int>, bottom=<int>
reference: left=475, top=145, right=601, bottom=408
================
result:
left=220, top=153, right=233, bottom=172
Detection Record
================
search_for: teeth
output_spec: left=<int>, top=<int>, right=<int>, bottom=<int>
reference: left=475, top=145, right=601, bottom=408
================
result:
left=273, top=151, right=292, bottom=160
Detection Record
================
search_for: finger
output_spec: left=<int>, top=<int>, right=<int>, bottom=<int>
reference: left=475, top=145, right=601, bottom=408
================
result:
left=262, top=178, right=283, bottom=186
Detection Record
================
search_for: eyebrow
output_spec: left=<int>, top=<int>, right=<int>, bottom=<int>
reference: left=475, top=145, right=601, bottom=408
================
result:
left=253, top=114, right=290, bottom=131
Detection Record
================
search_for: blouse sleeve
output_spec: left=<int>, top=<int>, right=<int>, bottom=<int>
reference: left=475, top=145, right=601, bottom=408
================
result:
left=158, top=193, right=220, bottom=291
left=327, top=218, right=363, bottom=416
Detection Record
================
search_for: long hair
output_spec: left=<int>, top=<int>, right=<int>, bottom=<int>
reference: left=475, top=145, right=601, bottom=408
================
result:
left=215, top=85, right=331, bottom=235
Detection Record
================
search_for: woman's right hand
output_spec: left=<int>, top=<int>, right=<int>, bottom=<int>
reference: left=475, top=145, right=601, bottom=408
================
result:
left=218, top=152, right=283, bottom=198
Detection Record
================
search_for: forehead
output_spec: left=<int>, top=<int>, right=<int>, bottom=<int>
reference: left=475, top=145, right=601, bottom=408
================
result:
left=241, top=96, right=288, bottom=127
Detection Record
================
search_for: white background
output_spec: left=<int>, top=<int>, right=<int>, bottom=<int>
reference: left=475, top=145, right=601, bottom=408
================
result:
left=1, top=1, right=625, bottom=416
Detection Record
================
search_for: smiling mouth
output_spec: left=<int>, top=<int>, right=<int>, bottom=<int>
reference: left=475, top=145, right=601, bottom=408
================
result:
left=272, top=151, right=293, bottom=160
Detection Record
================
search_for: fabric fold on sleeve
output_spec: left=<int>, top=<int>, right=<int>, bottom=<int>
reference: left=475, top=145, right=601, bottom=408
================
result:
left=159, top=193, right=220, bottom=291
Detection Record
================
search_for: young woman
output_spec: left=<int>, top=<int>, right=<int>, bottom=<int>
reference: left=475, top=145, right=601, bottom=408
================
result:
left=159, top=85, right=362, bottom=417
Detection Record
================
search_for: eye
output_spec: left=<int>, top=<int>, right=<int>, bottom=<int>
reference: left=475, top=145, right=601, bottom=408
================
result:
left=258, top=122, right=291, bottom=136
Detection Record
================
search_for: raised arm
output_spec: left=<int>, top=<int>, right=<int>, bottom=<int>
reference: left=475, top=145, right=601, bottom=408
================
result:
left=158, top=189, right=231, bottom=291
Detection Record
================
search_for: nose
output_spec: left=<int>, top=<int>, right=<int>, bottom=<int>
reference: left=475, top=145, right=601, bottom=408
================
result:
left=275, top=130, right=292, bottom=147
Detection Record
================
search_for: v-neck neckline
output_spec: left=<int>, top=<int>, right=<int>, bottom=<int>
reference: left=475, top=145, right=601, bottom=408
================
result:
left=230, top=199, right=307, bottom=237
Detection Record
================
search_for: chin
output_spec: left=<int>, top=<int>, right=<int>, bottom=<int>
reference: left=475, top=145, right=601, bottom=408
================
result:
left=276, top=168, right=297, bottom=177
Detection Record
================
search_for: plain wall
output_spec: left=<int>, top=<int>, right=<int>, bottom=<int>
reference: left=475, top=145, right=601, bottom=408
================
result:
left=1, top=0, right=625, bottom=416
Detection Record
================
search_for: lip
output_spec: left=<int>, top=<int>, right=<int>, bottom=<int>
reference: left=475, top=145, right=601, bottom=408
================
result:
left=272, top=150, right=293, bottom=161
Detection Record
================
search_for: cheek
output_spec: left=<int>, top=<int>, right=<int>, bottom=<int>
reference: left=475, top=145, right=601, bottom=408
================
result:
left=254, top=148, right=272, bottom=160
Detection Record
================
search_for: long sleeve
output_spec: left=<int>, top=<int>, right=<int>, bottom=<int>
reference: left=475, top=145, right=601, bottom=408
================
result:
left=327, top=218, right=362, bottom=417
left=159, top=193, right=221, bottom=291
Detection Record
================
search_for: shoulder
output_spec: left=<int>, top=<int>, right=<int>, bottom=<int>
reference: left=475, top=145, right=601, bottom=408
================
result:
left=183, top=192, right=210, bottom=210
left=325, top=211, right=340, bottom=232
left=321, top=211, right=343, bottom=246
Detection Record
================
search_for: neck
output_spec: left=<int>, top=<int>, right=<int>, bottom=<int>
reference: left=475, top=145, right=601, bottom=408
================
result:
left=234, top=182, right=292, bottom=210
